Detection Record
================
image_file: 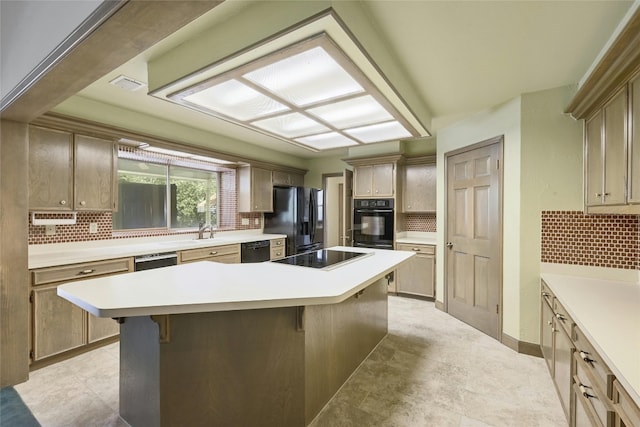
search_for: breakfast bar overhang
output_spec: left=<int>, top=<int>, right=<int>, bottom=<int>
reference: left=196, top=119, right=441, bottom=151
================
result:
left=57, top=247, right=413, bottom=427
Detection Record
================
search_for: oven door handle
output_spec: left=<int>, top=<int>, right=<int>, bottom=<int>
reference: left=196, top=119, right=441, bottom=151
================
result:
left=355, top=209, right=393, bottom=213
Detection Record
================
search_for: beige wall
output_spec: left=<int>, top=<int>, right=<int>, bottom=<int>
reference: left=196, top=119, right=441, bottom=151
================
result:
left=435, top=85, right=583, bottom=344
left=519, top=85, right=583, bottom=342
left=304, top=155, right=350, bottom=189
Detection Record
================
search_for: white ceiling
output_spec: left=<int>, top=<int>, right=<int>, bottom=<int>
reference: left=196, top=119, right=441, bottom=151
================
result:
left=54, top=0, right=634, bottom=160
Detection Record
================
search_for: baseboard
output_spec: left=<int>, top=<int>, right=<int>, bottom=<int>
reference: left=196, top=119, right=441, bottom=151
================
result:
left=434, top=300, right=445, bottom=311
left=501, top=333, right=543, bottom=358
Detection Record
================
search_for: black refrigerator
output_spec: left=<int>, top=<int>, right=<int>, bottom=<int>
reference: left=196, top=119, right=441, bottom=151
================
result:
left=264, top=186, right=324, bottom=256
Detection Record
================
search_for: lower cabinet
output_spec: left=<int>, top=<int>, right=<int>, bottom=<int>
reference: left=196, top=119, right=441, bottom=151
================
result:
left=179, top=244, right=241, bottom=264
left=30, top=257, right=133, bottom=364
left=270, top=238, right=286, bottom=260
left=395, top=243, right=435, bottom=298
left=540, top=279, right=638, bottom=427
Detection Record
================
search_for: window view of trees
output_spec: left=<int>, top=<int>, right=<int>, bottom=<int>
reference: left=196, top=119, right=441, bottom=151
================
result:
left=113, top=158, right=218, bottom=230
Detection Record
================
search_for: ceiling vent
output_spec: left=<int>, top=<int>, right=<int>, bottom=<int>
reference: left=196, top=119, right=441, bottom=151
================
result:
left=109, top=75, right=147, bottom=92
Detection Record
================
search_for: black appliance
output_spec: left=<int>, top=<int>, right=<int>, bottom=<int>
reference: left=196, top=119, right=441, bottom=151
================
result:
left=241, top=240, right=271, bottom=263
left=263, top=187, right=324, bottom=256
left=273, top=249, right=368, bottom=270
left=134, top=252, right=178, bottom=271
left=353, top=199, right=394, bottom=249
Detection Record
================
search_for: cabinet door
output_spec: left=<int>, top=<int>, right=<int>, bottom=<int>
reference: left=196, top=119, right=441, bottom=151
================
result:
left=74, top=134, right=116, bottom=211
left=396, top=244, right=435, bottom=298
left=88, top=315, right=119, bottom=343
left=32, top=286, right=85, bottom=361
left=252, top=167, right=273, bottom=211
left=372, top=164, right=394, bottom=197
left=404, top=163, right=436, bottom=212
left=585, top=111, right=604, bottom=207
left=602, top=88, right=627, bottom=205
left=540, top=298, right=554, bottom=376
left=630, top=74, right=640, bottom=204
left=554, top=325, right=573, bottom=421
left=354, top=165, right=373, bottom=197
left=28, top=126, right=73, bottom=210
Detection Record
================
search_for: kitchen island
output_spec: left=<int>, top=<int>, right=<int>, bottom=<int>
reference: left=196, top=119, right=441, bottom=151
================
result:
left=57, top=247, right=412, bottom=426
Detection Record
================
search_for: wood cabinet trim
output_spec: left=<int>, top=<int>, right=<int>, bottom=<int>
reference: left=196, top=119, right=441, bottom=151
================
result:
left=566, top=8, right=640, bottom=120
left=179, top=244, right=241, bottom=263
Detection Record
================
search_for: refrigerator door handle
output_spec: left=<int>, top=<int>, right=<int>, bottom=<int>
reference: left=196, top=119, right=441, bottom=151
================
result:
left=309, top=190, right=315, bottom=242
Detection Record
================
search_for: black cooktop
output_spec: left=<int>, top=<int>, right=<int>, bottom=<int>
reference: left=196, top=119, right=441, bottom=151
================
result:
left=273, top=249, right=368, bottom=270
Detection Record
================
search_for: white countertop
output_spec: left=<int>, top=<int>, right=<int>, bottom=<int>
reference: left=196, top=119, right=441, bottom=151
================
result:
left=541, top=272, right=640, bottom=407
left=395, top=231, right=437, bottom=246
left=29, top=231, right=286, bottom=269
left=57, top=247, right=413, bottom=318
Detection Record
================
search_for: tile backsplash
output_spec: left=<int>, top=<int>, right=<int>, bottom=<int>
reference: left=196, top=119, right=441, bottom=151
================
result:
left=28, top=211, right=262, bottom=245
left=541, top=211, right=639, bottom=270
left=405, top=213, right=437, bottom=232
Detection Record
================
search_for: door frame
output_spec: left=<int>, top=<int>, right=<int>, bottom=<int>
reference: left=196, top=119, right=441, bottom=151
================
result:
left=443, top=135, right=504, bottom=340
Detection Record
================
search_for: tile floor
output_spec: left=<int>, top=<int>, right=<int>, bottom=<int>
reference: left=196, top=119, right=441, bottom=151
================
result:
left=14, top=297, right=567, bottom=427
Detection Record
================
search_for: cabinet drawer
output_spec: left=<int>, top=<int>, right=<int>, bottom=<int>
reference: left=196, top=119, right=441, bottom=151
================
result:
left=180, top=244, right=240, bottom=263
left=270, top=238, right=285, bottom=249
left=574, top=326, right=616, bottom=398
left=552, top=298, right=573, bottom=338
left=573, top=352, right=614, bottom=426
left=613, top=380, right=640, bottom=427
left=32, top=258, right=132, bottom=286
left=396, top=244, right=435, bottom=255
left=270, top=247, right=285, bottom=260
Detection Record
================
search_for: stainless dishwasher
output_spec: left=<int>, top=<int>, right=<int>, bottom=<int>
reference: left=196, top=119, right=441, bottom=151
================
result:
left=241, top=240, right=271, bottom=263
left=134, top=252, right=178, bottom=271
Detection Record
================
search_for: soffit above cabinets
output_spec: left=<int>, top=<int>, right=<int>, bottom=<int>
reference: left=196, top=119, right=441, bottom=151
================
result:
left=148, top=8, right=431, bottom=153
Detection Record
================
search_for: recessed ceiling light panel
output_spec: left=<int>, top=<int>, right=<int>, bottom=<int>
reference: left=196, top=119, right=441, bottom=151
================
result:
left=294, top=132, right=358, bottom=149
left=345, top=121, right=412, bottom=143
left=252, top=112, right=329, bottom=138
left=183, top=79, right=289, bottom=121
left=166, top=31, right=423, bottom=151
left=243, top=46, right=364, bottom=107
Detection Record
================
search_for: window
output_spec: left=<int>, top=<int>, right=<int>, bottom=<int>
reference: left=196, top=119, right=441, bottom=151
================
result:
left=113, top=147, right=224, bottom=231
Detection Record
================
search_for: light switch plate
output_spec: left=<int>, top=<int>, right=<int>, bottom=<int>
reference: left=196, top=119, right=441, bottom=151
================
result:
left=45, top=225, right=56, bottom=235
left=89, top=223, right=98, bottom=234
left=254, top=218, right=260, bottom=225
left=241, top=218, right=249, bottom=225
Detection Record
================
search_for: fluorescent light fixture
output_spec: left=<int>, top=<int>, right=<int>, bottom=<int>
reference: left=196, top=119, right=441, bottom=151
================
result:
left=167, top=32, right=421, bottom=152
left=345, top=121, right=412, bottom=143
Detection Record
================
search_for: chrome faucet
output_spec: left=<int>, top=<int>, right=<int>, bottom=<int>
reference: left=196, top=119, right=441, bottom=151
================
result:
left=198, top=222, right=214, bottom=239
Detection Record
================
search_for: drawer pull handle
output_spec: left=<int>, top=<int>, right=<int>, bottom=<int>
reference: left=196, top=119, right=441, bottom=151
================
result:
left=579, top=351, right=594, bottom=364
left=541, top=292, right=550, bottom=297
left=579, top=384, right=595, bottom=399
left=555, top=313, right=566, bottom=321
left=412, top=248, right=420, bottom=252
left=547, top=320, right=552, bottom=326
left=79, top=269, right=95, bottom=275
left=209, top=251, right=218, bottom=255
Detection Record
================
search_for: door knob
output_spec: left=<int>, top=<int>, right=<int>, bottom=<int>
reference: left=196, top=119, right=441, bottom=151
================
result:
left=446, top=242, right=453, bottom=249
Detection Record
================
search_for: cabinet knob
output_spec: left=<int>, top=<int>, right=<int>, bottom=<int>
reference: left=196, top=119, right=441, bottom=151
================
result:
left=276, top=251, right=282, bottom=256
left=79, top=201, right=86, bottom=206
left=595, top=193, right=602, bottom=197
left=60, top=200, right=67, bottom=205
left=579, top=351, right=594, bottom=364
left=555, top=313, right=566, bottom=321
left=412, top=248, right=420, bottom=252
left=209, top=251, right=218, bottom=255
left=446, top=242, right=453, bottom=249
left=79, top=269, right=95, bottom=275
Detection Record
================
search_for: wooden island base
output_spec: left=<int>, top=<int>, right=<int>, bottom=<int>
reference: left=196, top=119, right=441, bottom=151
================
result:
left=119, top=277, right=388, bottom=427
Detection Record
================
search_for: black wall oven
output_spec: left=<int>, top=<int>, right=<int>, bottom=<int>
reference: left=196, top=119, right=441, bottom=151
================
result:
left=353, top=199, right=394, bottom=249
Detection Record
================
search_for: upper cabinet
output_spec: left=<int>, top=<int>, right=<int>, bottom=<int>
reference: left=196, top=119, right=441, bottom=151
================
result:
left=272, top=170, right=304, bottom=187
left=346, top=155, right=402, bottom=199
left=565, top=11, right=640, bottom=215
left=237, top=165, right=273, bottom=212
left=29, top=126, right=116, bottom=211
left=403, top=156, right=436, bottom=212
left=583, top=81, right=639, bottom=214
